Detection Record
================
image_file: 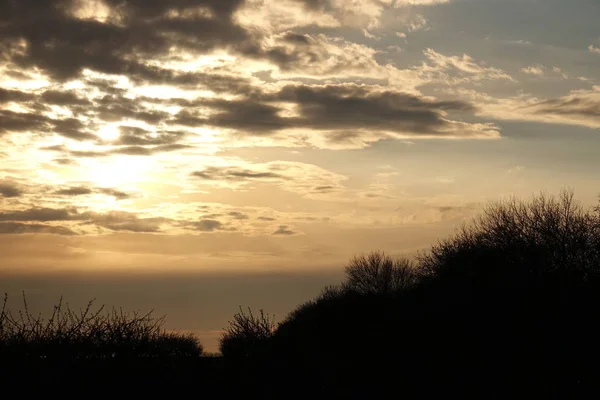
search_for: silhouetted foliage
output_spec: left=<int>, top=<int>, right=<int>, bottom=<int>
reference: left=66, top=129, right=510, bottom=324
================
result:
left=8, top=190, right=600, bottom=398
left=219, top=190, right=600, bottom=398
left=418, top=190, right=600, bottom=288
left=219, top=306, right=275, bottom=359
left=0, top=292, right=202, bottom=360
left=344, top=251, right=420, bottom=295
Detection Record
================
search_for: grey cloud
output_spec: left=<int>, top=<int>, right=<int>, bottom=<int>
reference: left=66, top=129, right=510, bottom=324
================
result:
left=0, top=222, right=77, bottom=235
left=280, top=32, right=312, bottom=45
left=529, top=97, right=600, bottom=119
left=257, top=216, right=276, bottom=221
left=55, top=186, right=94, bottom=196
left=80, top=211, right=165, bottom=233
left=313, top=185, right=337, bottom=193
left=0, top=207, right=76, bottom=222
left=0, top=182, right=23, bottom=198
left=190, top=83, right=479, bottom=138
left=228, top=211, right=249, bottom=220
left=117, top=126, right=186, bottom=146
left=47, top=144, right=192, bottom=158
left=0, top=88, right=35, bottom=103
left=40, top=90, right=91, bottom=106
left=0, top=109, right=51, bottom=135
left=0, top=207, right=162, bottom=233
left=191, top=167, right=287, bottom=181
left=99, top=188, right=130, bottom=200
left=0, top=0, right=251, bottom=81
left=190, top=219, right=224, bottom=232
left=0, top=110, right=95, bottom=140
left=273, top=225, right=296, bottom=235
left=53, top=186, right=130, bottom=199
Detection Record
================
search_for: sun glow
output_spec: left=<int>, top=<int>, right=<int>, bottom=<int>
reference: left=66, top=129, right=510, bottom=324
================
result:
left=84, top=156, right=154, bottom=187
left=97, top=124, right=121, bottom=141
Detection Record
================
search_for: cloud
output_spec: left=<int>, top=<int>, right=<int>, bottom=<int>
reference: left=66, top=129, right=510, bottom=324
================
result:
left=190, top=161, right=348, bottom=195
left=191, top=167, right=287, bottom=181
left=451, top=86, right=600, bottom=129
left=54, top=186, right=130, bottom=199
left=521, top=65, right=545, bottom=76
left=55, top=186, right=94, bottom=196
left=420, top=49, right=515, bottom=84
left=589, top=45, right=600, bottom=54
left=0, top=0, right=250, bottom=81
left=0, top=208, right=76, bottom=222
left=189, top=219, right=224, bottom=232
left=0, top=207, right=164, bottom=233
left=99, top=188, right=130, bottom=200
left=272, top=225, right=296, bottom=235
left=0, top=110, right=96, bottom=140
left=0, top=88, right=35, bottom=103
left=228, top=211, right=249, bottom=220
left=240, top=0, right=448, bottom=33
left=82, top=211, right=165, bottom=233
left=0, top=222, right=77, bottom=235
left=0, top=182, right=23, bottom=198
left=174, top=83, right=498, bottom=145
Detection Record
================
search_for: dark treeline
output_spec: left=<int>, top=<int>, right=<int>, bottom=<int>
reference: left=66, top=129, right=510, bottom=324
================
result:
left=3, top=191, right=600, bottom=397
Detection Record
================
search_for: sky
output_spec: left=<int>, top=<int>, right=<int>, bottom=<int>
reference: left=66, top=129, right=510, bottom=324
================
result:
left=1, top=0, right=600, bottom=351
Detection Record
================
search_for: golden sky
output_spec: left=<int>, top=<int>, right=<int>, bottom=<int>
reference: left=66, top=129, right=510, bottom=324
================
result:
left=1, top=0, right=599, bottom=350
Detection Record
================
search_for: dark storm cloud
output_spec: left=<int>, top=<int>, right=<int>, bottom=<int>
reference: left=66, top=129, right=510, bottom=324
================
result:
left=0, top=0, right=251, bottom=81
left=0, top=222, right=77, bottom=235
left=191, top=167, right=287, bottom=181
left=273, top=225, right=296, bottom=235
left=0, top=182, right=23, bottom=198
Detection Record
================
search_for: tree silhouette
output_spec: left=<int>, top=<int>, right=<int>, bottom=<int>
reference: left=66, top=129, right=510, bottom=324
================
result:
left=344, top=251, right=419, bottom=295
left=219, top=306, right=275, bottom=359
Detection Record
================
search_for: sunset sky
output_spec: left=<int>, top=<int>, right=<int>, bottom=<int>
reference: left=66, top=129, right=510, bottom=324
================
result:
left=1, top=0, right=599, bottom=351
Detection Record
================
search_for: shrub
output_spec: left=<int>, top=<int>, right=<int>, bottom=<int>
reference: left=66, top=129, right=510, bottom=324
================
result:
left=0, top=292, right=203, bottom=360
left=219, top=307, right=275, bottom=359
left=418, top=190, right=600, bottom=288
left=344, top=251, right=420, bottom=295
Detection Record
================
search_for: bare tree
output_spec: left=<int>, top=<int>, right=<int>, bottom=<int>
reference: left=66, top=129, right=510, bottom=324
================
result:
left=418, top=190, right=600, bottom=284
left=219, top=307, right=275, bottom=358
left=344, top=251, right=419, bottom=295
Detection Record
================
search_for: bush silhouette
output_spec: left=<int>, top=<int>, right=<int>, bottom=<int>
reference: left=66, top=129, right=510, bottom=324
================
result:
left=221, top=190, right=600, bottom=398
left=219, top=306, right=275, bottom=359
left=0, top=293, right=203, bottom=361
left=418, top=190, right=600, bottom=289
left=344, top=251, right=420, bottom=295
